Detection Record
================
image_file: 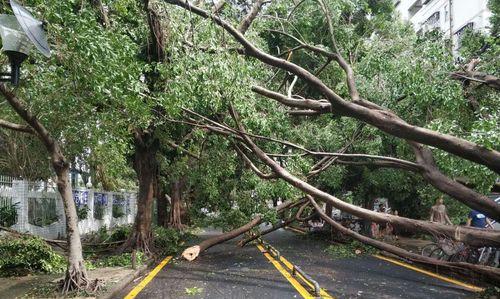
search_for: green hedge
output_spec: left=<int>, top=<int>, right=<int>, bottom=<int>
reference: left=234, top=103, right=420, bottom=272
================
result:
left=0, top=235, right=66, bottom=276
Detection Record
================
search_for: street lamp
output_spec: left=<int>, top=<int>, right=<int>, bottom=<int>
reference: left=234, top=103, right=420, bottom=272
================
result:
left=0, top=0, right=50, bottom=85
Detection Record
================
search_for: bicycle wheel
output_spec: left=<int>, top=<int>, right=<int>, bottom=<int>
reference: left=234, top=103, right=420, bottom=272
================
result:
left=421, top=243, right=438, bottom=257
left=429, top=247, right=450, bottom=261
left=478, top=248, right=491, bottom=265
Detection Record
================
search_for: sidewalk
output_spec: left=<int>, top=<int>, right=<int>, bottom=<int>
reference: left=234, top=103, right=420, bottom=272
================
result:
left=0, top=266, right=142, bottom=298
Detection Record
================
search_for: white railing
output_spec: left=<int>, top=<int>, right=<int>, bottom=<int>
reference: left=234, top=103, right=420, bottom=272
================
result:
left=0, top=175, right=137, bottom=239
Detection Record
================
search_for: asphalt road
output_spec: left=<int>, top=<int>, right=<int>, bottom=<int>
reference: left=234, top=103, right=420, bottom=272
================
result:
left=115, top=228, right=477, bottom=299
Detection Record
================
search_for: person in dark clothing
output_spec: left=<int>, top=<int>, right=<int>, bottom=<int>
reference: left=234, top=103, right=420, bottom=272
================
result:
left=466, top=210, right=493, bottom=228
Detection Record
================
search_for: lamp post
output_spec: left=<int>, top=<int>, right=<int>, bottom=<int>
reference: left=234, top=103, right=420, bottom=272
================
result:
left=0, top=0, right=50, bottom=85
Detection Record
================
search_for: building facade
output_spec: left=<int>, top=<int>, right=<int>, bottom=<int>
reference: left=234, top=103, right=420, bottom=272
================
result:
left=394, top=0, right=491, bottom=47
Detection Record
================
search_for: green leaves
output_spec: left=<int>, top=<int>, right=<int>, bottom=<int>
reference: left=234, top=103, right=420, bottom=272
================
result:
left=0, top=236, right=66, bottom=276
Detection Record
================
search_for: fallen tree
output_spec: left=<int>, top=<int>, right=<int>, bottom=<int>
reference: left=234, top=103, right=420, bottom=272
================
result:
left=165, top=0, right=500, bottom=176
left=164, top=0, right=500, bottom=281
left=308, top=196, right=500, bottom=284
left=181, top=198, right=307, bottom=261
left=238, top=201, right=313, bottom=247
left=164, top=0, right=500, bottom=222
left=227, top=106, right=500, bottom=247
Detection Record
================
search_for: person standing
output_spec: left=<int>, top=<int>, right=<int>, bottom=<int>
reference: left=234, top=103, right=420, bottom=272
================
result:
left=429, top=196, right=453, bottom=225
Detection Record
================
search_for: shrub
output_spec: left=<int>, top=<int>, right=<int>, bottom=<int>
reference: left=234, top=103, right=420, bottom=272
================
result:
left=153, top=226, right=183, bottom=255
left=91, top=251, right=145, bottom=268
left=112, top=204, right=125, bottom=218
left=109, top=225, right=132, bottom=242
left=0, top=235, right=66, bottom=276
left=0, top=202, right=18, bottom=227
left=325, top=240, right=379, bottom=259
left=77, top=206, right=89, bottom=220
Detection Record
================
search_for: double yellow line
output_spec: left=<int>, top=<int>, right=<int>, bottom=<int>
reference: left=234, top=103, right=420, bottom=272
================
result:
left=256, top=244, right=334, bottom=299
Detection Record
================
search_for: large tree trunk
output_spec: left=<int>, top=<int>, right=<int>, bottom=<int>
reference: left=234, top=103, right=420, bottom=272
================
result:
left=309, top=196, right=500, bottom=284
left=121, top=130, right=158, bottom=254
left=54, top=156, right=89, bottom=293
left=169, top=178, right=186, bottom=229
left=0, top=85, right=89, bottom=292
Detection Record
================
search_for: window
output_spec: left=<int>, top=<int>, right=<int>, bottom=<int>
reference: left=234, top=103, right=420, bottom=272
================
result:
left=455, top=22, right=474, bottom=48
left=423, top=0, right=432, bottom=4
left=408, top=0, right=423, bottom=17
left=423, top=11, right=440, bottom=29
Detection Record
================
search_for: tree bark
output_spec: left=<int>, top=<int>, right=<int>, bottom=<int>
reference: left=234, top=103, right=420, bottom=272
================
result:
left=143, top=0, right=166, bottom=63
left=55, top=159, right=89, bottom=293
left=181, top=198, right=307, bottom=261
left=450, top=70, right=500, bottom=91
left=309, top=196, right=500, bottom=283
left=156, top=177, right=169, bottom=228
left=120, top=130, right=158, bottom=254
left=169, top=178, right=185, bottom=230
left=91, top=0, right=110, bottom=28
left=0, top=84, right=89, bottom=292
left=238, top=0, right=266, bottom=34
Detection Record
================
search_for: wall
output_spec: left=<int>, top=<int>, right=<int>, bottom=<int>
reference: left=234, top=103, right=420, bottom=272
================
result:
left=394, top=0, right=491, bottom=40
left=0, top=176, right=136, bottom=239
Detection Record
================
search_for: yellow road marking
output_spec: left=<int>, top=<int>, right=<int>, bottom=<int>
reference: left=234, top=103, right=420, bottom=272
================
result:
left=256, top=244, right=315, bottom=299
left=257, top=244, right=335, bottom=298
left=373, top=254, right=485, bottom=292
left=278, top=255, right=334, bottom=299
left=124, top=256, right=173, bottom=299
left=285, top=226, right=307, bottom=235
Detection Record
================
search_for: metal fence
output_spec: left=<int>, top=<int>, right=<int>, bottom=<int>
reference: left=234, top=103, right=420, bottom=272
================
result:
left=0, top=175, right=137, bottom=239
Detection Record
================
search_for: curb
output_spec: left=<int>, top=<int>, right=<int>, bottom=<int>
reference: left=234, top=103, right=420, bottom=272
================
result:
left=99, top=259, right=156, bottom=299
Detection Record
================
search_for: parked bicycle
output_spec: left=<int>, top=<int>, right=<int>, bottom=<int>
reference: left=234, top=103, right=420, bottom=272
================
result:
left=421, top=238, right=499, bottom=267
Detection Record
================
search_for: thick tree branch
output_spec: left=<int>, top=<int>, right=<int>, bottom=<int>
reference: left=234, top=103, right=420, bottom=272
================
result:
left=0, top=85, right=56, bottom=152
left=181, top=198, right=307, bottom=260
left=308, top=196, right=500, bottom=284
left=252, top=85, right=331, bottom=112
left=238, top=0, right=267, bottom=34
left=164, top=0, right=500, bottom=174
left=227, top=105, right=500, bottom=246
left=211, top=0, right=226, bottom=14
left=0, top=119, right=34, bottom=134
left=450, top=70, right=500, bottom=90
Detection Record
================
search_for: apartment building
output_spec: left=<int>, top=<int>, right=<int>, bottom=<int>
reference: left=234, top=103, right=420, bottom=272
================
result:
left=394, top=0, right=491, bottom=47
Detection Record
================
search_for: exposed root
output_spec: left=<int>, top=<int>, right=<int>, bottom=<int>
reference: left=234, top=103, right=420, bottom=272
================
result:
left=116, top=230, right=153, bottom=256
left=169, top=222, right=187, bottom=230
left=60, top=261, right=89, bottom=294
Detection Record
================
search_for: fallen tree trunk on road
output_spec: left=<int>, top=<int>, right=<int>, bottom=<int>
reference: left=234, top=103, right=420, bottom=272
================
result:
left=181, top=198, right=307, bottom=261
left=308, top=196, right=500, bottom=284
left=238, top=202, right=313, bottom=247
